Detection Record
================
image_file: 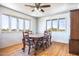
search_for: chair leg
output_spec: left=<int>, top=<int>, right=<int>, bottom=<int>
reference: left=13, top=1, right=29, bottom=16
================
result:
left=22, top=48, right=25, bottom=52
left=22, top=42, right=25, bottom=52
left=28, top=46, right=31, bottom=54
left=42, top=43, right=45, bottom=50
left=46, top=43, right=48, bottom=48
left=46, top=42, right=49, bottom=48
left=34, top=44, right=38, bottom=55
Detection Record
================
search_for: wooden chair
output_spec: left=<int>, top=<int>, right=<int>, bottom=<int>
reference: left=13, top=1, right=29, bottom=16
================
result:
left=22, top=32, right=35, bottom=54
left=44, top=30, right=52, bottom=46
left=49, top=32, right=52, bottom=45
left=42, top=31, right=49, bottom=49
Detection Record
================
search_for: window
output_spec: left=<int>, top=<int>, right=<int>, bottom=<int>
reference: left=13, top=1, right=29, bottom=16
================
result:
left=25, top=20, right=30, bottom=30
left=52, top=20, right=58, bottom=29
left=18, top=19, right=24, bottom=30
left=1, top=15, right=9, bottom=30
left=46, top=18, right=66, bottom=31
left=1, top=14, right=31, bottom=31
left=10, top=16, right=17, bottom=30
left=46, top=20, right=52, bottom=30
left=59, top=19, right=66, bottom=30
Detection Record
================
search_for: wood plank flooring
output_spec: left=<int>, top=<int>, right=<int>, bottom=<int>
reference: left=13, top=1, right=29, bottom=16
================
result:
left=38, top=42, right=77, bottom=56
left=0, top=42, right=78, bottom=56
left=0, top=43, right=23, bottom=56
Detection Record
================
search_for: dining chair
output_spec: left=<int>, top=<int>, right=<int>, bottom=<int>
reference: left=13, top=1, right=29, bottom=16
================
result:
left=45, top=30, right=52, bottom=46
left=22, top=31, right=35, bottom=54
left=49, top=32, right=52, bottom=45
left=42, top=31, right=49, bottom=50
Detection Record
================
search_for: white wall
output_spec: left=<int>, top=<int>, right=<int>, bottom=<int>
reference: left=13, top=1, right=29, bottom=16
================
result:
left=38, top=12, right=70, bottom=44
left=0, top=6, right=36, bottom=48
left=0, top=32, right=23, bottom=48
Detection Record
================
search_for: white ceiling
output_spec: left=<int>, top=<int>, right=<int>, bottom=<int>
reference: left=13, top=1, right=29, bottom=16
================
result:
left=0, top=3, right=79, bottom=17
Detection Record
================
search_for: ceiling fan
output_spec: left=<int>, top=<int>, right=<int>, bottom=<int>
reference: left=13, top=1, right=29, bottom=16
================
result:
left=25, top=3, right=51, bottom=12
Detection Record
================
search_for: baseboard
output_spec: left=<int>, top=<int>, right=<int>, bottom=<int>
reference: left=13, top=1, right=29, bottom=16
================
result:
left=0, top=43, right=22, bottom=50
left=52, top=40, right=69, bottom=44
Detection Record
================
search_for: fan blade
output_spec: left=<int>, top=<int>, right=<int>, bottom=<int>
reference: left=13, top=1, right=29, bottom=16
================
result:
left=25, top=5, right=35, bottom=8
left=40, top=5, right=50, bottom=8
left=41, top=9, right=44, bottom=12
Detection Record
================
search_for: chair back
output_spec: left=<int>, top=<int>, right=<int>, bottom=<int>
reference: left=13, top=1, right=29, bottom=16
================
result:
left=23, top=32, right=29, bottom=42
left=43, top=31, right=49, bottom=41
left=44, top=30, right=52, bottom=39
left=29, top=31, right=32, bottom=34
left=44, top=34, right=49, bottom=39
left=44, top=31, right=48, bottom=35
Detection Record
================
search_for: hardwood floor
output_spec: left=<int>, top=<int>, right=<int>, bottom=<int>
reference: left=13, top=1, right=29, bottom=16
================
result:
left=0, top=43, right=23, bottom=56
left=38, top=42, right=77, bottom=56
left=0, top=42, right=78, bottom=56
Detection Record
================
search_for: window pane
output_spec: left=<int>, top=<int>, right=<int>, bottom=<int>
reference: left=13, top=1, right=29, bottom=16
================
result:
left=47, top=20, right=51, bottom=30
left=10, top=17, right=17, bottom=29
left=59, top=20, right=66, bottom=29
left=52, top=20, right=58, bottom=29
left=25, top=20, right=30, bottom=30
left=18, top=19, right=24, bottom=30
left=1, top=15, right=9, bottom=29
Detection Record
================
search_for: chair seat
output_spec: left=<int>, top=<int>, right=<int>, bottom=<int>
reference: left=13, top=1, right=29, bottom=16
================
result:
left=25, top=40, right=34, bottom=45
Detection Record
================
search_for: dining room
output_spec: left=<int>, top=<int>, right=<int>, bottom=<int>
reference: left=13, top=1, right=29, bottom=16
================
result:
left=0, top=3, right=79, bottom=56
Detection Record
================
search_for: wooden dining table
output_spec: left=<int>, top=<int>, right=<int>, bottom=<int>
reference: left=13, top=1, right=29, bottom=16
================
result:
left=29, top=34, right=44, bottom=45
left=29, top=34, right=44, bottom=39
left=29, top=34, right=44, bottom=55
left=22, top=33, right=44, bottom=55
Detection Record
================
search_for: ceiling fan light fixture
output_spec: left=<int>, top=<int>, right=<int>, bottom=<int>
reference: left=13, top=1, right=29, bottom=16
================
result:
left=25, top=3, right=50, bottom=12
left=33, top=8, right=41, bottom=12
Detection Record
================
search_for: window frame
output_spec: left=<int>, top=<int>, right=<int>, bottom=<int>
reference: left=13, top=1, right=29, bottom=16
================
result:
left=46, top=18, right=66, bottom=31
left=24, top=19, right=31, bottom=30
left=46, top=20, right=52, bottom=30
left=1, top=14, right=10, bottom=31
left=52, top=19, right=58, bottom=30
left=18, top=18, right=24, bottom=31
left=58, top=18, right=66, bottom=31
left=1, top=14, right=31, bottom=32
left=10, top=16, right=18, bottom=31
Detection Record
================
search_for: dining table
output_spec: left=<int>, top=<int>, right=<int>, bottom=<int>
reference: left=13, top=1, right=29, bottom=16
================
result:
left=29, top=34, right=44, bottom=55
left=29, top=34, right=44, bottom=40
left=22, top=33, right=44, bottom=55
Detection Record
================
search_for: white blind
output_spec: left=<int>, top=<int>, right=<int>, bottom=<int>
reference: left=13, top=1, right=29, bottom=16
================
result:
left=52, top=20, right=58, bottom=29
left=18, top=19, right=24, bottom=30
left=10, top=16, right=17, bottom=29
left=25, top=20, right=30, bottom=30
left=59, top=20, right=66, bottom=29
left=47, top=20, right=51, bottom=30
left=1, top=15, right=9, bottom=29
